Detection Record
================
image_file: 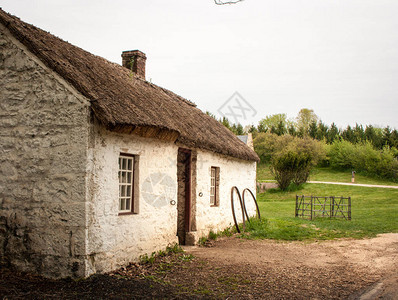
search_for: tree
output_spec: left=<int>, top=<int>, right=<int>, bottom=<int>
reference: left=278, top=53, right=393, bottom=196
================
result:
left=382, top=126, right=392, bottom=147
left=258, top=113, right=288, bottom=136
left=257, top=122, right=267, bottom=133
left=308, top=120, right=318, bottom=139
left=341, top=125, right=355, bottom=143
left=288, top=123, right=297, bottom=136
left=220, top=117, right=245, bottom=135
left=221, top=116, right=232, bottom=131
left=364, top=125, right=383, bottom=149
left=390, top=129, right=398, bottom=149
left=317, top=121, right=328, bottom=141
left=233, top=123, right=244, bottom=135
left=274, top=120, right=287, bottom=136
left=246, top=124, right=257, bottom=133
left=326, top=123, right=339, bottom=144
left=296, top=108, right=318, bottom=137
left=353, top=123, right=365, bottom=144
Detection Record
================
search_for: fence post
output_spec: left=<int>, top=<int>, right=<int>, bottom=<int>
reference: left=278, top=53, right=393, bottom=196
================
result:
left=310, top=196, right=313, bottom=220
left=295, top=195, right=298, bottom=217
left=348, top=197, right=351, bottom=220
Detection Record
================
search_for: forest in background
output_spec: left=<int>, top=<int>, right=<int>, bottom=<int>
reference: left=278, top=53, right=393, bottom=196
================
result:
left=208, top=108, right=398, bottom=150
left=208, top=109, right=398, bottom=184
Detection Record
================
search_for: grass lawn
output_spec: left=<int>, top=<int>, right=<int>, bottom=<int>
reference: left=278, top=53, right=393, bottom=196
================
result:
left=257, top=163, right=274, bottom=182
left=238, top=163, right=398, bottom=241
left=242, top=182, right=398, bottom=241
left=310, top=167, right=398, bottom=186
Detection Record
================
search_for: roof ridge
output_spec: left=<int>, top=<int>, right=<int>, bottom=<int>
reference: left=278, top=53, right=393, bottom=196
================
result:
left=0, top=8, right=259, bottom=162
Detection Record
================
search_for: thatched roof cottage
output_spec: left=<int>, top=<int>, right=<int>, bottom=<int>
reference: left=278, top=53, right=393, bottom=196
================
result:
left=0, top=9, right=259, bottom=278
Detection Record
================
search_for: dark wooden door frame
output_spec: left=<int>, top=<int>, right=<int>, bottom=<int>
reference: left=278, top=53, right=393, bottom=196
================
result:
left=178, top=148, right=192, bottom=233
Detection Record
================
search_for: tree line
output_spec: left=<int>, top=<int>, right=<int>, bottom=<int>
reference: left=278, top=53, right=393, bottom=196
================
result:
left=210, top=109, right=398, bottom=150
left=208, top=109, right=398, bottom=186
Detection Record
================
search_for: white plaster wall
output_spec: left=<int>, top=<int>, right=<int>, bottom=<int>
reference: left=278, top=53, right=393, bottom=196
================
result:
left=86, top=125, right=179, bottom=275
left=0, top=24, right=90, bottom=278
left=194, top=149, right=257, bottom=237
left=86, top=124, right=257, bottom=275
left=0, top=21, right=258, bottom=279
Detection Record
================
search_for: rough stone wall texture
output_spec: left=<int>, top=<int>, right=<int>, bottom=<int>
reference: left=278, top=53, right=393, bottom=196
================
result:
left=247, top=133, right=254, bottom=151
left=0, top=24, right=90, bottom=278
left=86, top=125, right=257, bottom=274
left=0, top=22, right=257, bottom=278
left=86, top=124, right=179, bottom=275
left=195, top=149, right=257, bottom=237
left=86, top=122, right=257, bottom=273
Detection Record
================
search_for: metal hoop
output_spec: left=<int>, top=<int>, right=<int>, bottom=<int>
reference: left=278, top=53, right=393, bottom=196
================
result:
left=242, top=188, right=261, bottom=220
left=230, top=186, right=245, bottom=233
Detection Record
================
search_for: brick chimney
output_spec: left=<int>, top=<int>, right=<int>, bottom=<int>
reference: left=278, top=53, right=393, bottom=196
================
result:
left=121, top=50, right=146, bottom=79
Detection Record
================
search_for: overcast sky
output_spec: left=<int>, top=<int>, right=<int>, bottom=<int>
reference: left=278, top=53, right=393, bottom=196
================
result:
left=2, top=0, right=398, bottom=129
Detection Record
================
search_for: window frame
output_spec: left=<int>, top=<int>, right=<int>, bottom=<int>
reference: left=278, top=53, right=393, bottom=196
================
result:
left=118, top=153, right=139, bottom=215
left=210, top=166, right=220, bottom=207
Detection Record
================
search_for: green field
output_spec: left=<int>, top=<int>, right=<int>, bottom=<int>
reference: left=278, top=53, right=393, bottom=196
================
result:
left=244, top=164, right=398, bottom=241
left=310, top=167, right=398, bottom=186
left=258, top=163, right=398, bottom=186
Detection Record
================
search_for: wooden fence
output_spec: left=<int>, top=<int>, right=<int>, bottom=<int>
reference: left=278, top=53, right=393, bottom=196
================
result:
left=295, top=195, right=351, bottom=220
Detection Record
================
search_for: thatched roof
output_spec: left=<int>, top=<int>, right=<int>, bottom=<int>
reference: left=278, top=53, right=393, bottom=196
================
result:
left=0, top=9, right=259, bottom=162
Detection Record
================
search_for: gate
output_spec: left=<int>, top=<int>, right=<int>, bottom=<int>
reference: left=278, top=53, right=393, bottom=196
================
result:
left=295, top=195, right=351, bottom=220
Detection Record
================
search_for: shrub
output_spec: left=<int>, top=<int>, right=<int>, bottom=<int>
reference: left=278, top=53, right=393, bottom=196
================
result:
left=253, top=132, right=293, bottom=163
left=271, top=151, right=313, bottom=190
left=292, top=153, right=313, bottom=185
left=255, top=133, right=325, bottom=188
left=357, top=144, right=398, bottom=180
left=254, top=132, right=326, bottom=165
left=328, top=140, right=356, bottom=170
left=328, top=140, right=398, bottom=181
left=286, top=136, right=326, bottom=166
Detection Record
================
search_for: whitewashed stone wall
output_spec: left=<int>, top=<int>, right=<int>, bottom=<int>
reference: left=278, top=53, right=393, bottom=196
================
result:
left=86, top=124, right=257, bottom=275
left=194, top=150, right=257, bottom=237
left=86, top=125, right=179, bottom=275
left=0, top=22, right=257, bottom=278
left=0, top=24, right=90, bottom=278
left=87, top=125, right=256, bottom=274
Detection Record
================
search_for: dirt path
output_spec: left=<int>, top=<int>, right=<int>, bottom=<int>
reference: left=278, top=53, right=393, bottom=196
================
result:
left=185, top=233, right=398, bottom=299
left=307, top=181, right=398, bottom=189
left=1, top=234, right=397, bottom=299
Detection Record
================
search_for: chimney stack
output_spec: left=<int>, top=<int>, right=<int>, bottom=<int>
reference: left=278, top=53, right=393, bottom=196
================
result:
left=121, top=50, right=147, bottom=79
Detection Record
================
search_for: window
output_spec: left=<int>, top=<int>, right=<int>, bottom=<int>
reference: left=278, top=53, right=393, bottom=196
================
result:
left=210, top=166, right=220, bottom=206
left=118, top=154, right=139, bottom=214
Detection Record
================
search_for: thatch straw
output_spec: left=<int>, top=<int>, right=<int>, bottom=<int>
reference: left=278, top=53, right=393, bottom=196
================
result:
left=0, top=9, right=259, bottom=162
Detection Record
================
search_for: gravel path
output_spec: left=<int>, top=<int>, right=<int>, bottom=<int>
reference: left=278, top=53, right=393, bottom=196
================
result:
left=307, top=181, right=398, bottom=189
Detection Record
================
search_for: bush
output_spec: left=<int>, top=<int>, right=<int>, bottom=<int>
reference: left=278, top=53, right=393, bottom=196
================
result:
left=328, top=140, right=398, bottom=181
left=356, top=144, right=398, bottom=180
left=254, top=133, right=326, bottom=188
left=254, top=132, right=326, bottom=164
left=328, top=140, right=356, bottom=170
left=253, top=132, right=293, bottom=163
left=270, top=151, right=313, bottom=190
left=286, top=136, right=326, bottom=166
left=292, top=152, right=312, bottom=185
